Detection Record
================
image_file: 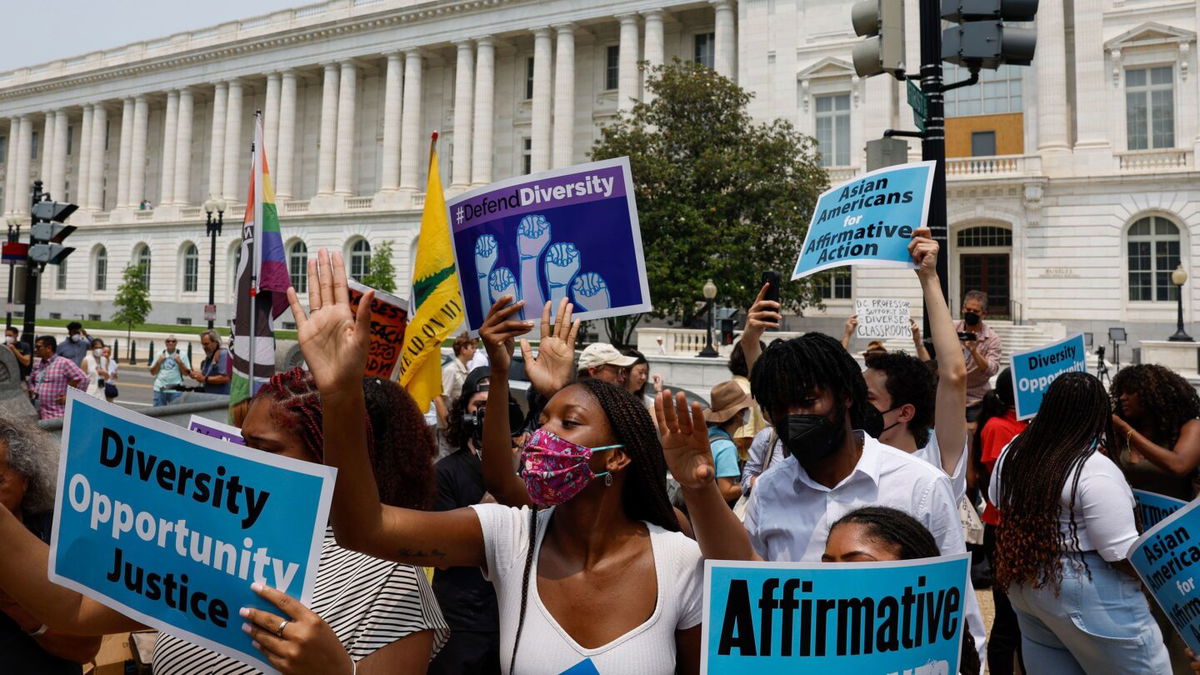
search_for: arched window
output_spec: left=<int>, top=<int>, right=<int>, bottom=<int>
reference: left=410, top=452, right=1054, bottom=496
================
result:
left=94, top=246, right=107, bottom=291
left=289, top=241, right=308, bottom=293
left=1128, top=216, right=1181, bottom=302
left=349, top=239, right=371, bottom=282
left=182, top=243, right=199, bottom=293
left=134, top=244, right=151, bottom=290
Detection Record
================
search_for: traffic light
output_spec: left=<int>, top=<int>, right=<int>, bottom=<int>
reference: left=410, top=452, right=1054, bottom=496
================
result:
left=851, top=0, right=905, bottom=78
left=941, top=0, right=1038, bottom=70
left=28, top=199, right=77, bottom=265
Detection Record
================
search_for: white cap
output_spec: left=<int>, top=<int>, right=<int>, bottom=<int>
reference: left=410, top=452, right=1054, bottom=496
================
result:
left=578, top=343, right=638, bottom=370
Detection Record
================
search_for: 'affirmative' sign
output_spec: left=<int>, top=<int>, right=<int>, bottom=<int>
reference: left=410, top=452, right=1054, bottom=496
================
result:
left=1131, top=497, right=1200, bottom=654
left=51, top=392, right=335, bottom=673
left=792, top=161, right=935, bottom=280
left=702, top=555, right=969, bottom=674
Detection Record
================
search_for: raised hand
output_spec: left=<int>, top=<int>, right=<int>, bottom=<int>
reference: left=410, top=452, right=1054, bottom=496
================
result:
left=287, top=249, right=372, bottom=395
left=517, top=215, right=552, bottom=320
left=475, top=234, right=499, bottom=319
left=479, top=295, right=533, bottom=374
left=844, top=314, right=859, bottom=338
left=571, top=272, right=611, bottom=312
left=744, top=282, right=782, bottom=343
left=655, top=391, right=715, bottom=490
left=489, top=267, right=518, bottom=305
left=907, top=226, right=938, bottom=279
left=519, top=297, right=580, bottom=397
left=543, top=242, right=581, bottom=305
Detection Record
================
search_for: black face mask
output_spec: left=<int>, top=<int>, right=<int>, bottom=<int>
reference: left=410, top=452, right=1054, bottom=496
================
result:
left=963, top=312, right=981, bottom=327
left=780, top=412, right=845, bottom=462
left=873, top=404, right=903, bottom=435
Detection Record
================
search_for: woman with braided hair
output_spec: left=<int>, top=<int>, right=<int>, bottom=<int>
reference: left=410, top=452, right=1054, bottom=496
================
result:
left=0, top=367, right=449, bottom=674
left=990, top=371, right=1170, bottom=674
left=292, top=250, right=704, bottom=675
left=1110, top=363, right=1200, bottom=500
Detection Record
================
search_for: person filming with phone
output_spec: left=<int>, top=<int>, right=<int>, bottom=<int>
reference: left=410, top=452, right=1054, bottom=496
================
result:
left=956, top=290, right=1002, bottom=424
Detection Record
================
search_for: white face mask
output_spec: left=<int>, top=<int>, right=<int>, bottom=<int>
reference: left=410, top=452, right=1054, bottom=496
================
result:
left=70, top=334, right=82, bottom=343
left=93, top=348, right=104, bottom=357
left=3, top=336, right=12, bottom=344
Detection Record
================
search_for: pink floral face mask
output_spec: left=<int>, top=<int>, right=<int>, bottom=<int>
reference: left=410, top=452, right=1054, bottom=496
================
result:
left=519, top=429, right=622, bottom=506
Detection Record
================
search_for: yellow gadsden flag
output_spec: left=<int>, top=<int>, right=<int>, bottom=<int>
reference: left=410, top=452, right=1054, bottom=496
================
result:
left=397, top=133, right=464, bottom=412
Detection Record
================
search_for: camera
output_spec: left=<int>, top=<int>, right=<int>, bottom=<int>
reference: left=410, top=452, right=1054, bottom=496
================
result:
left=462, top=400, right=527, bottom=444
left=167, top=384, right=203, bottom=392
left=957, top=331, right=977, bottom=342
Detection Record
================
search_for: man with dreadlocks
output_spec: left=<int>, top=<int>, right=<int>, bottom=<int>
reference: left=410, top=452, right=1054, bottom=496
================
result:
left=659, top=228, right=986, bottom=665
left=1110, top=363, right=1200, bottom=501
left=990, top=372, right=1170, bottom=673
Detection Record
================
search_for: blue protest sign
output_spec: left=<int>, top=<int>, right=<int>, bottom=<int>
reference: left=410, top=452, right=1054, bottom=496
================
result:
left=51, top=392, right=335, bottom=673
left=702, top=554, right=969, bottom=674
left=791, top=161, right=935, bottom=280
left=446, top=157, right=652, bottom=335
left=1010, top=333, right=1087, bottom=420
left=1131, top=497, right=1200, bottom=654
left=1134, top=489, right=1189, bottom=530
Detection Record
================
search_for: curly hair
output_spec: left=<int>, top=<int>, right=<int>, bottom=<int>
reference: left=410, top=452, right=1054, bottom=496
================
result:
left=253, top=367, right=435, bottom=510
left=994, top=372, right=1115, bottom=592
left=750, top=333, right=871, bottom=429
left=864, top=350, right=935, bottom=447
left=0, top=412, right=60, bottom=516
left=1110, top=364, right=1200, bottom=447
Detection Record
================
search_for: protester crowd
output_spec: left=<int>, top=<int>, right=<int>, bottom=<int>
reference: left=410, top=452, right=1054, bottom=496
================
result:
left=1, top=231, right=1199, bottom=675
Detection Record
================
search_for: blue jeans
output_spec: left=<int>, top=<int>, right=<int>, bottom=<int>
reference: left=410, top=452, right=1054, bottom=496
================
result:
left=1008, top=551, right=1170, bottom=674
left=153, top=389, right=182, bottom=407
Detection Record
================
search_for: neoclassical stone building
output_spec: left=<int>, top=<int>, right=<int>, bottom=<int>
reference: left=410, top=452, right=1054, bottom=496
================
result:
left=0, top=0, right=1198, bottom=347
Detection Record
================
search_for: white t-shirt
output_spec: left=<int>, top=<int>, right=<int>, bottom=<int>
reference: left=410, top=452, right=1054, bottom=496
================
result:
left=990, top=443, right=1138, bottom=562
left=472, top=504, right=704, bottom=675
left=913, top=432, right=969, bottom=501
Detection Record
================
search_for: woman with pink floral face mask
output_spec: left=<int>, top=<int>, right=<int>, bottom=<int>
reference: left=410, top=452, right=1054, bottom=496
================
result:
left=291, top=251, right=706, bottom=675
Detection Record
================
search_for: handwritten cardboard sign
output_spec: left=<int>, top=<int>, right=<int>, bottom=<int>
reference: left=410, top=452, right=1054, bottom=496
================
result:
left=854, top=299, right=912, bottom=339
left=349, top=280, right=410, bottom=380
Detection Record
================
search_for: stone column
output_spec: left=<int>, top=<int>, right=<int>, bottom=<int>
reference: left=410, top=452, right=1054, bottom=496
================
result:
left=471, top=37, right=495, bottom=186
left=399, top=50, right=423, bottom=190
left=531, top=28, right=553, bottom=173
left=642, top=10, right=665, bottom=103
left=552, top=24, right=576, bottom=169
left=129, top=96, right=149, bottom=207
left=222, top=80, right=244, bottom=201
left=713, top=0, right=736, bottom=79
left=89, top=104, right=108, bottom=210
left=334, top=60, right=357, bottom=196
left=1072, top=0, right=1109, bottom=152
left=3, top=119, right=17, bottom=213
left=1036, top=0, right=1068, bottom=154
left=39, top=113, right=54, bottom=187
left=451, top=41, right=475, bottom=189
left=617, top=15, right=640, bottom=110
left=276, top=70, right=298, bottom=201
left=317, top=64, right=340, bottom=195
left=77, top=106, right=93, bottom=209
left=264, top=72, right=281, bottom=168
left=116, top=100, right=134, bottom=207
left=207, top=82, right=227, bottom=199
left=50, top=111, right=68, bottom=201
left=160, top=92, right=178, bottom=206
left=13, top=117, right=31, bottom=214
left=380, top=53, right=403, bottom=191
left=173, top=87, right=194, bottom=205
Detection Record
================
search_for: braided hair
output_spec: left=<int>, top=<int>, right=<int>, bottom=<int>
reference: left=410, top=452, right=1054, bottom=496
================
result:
left=750, top=333, right=872, bottom=430
left=508, top=379, right=680, bottom=673
left=994, top=372, right=1115, bottom=591
left=1110, top=364, right=1200, bottom=447
left=830, top=506, right=940, bottom=559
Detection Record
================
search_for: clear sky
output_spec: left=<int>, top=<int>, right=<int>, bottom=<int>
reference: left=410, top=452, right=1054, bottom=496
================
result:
left=0, top=0, right=305, bottom=71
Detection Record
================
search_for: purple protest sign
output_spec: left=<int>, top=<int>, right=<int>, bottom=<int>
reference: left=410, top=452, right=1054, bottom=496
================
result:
left=446, top=157, right=652, bottom=335
left=187, top=416, right=245, bottom=445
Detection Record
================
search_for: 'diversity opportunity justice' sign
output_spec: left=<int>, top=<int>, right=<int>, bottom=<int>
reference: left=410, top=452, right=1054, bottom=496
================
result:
left=702, top=555, right=969, bottom=674
left=792, top=161, right=935, bottom=280
left=446, top=157, right=652, bottom=335
left=50, top=392, right=334, bottom=672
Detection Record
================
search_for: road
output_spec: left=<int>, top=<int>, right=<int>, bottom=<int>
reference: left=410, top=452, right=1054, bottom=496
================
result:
left=106, top=363, right=199, bottom=408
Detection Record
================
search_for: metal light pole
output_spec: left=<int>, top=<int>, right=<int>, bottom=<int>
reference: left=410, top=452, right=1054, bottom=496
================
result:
left=4, top=217, right=20, bottom=330
left=1169, top=264, right=1192, bottom=342
left=698, top=278, right=719, bottom=358
left=203, top=197, right=226, bottom=330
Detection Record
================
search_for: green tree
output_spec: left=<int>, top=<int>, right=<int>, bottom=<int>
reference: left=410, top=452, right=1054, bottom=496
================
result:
left=360, top=240, right=397, bottom=293
left=111, top=264, right=152, bottom=348
left=590, top=59, right=828, bottom=346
